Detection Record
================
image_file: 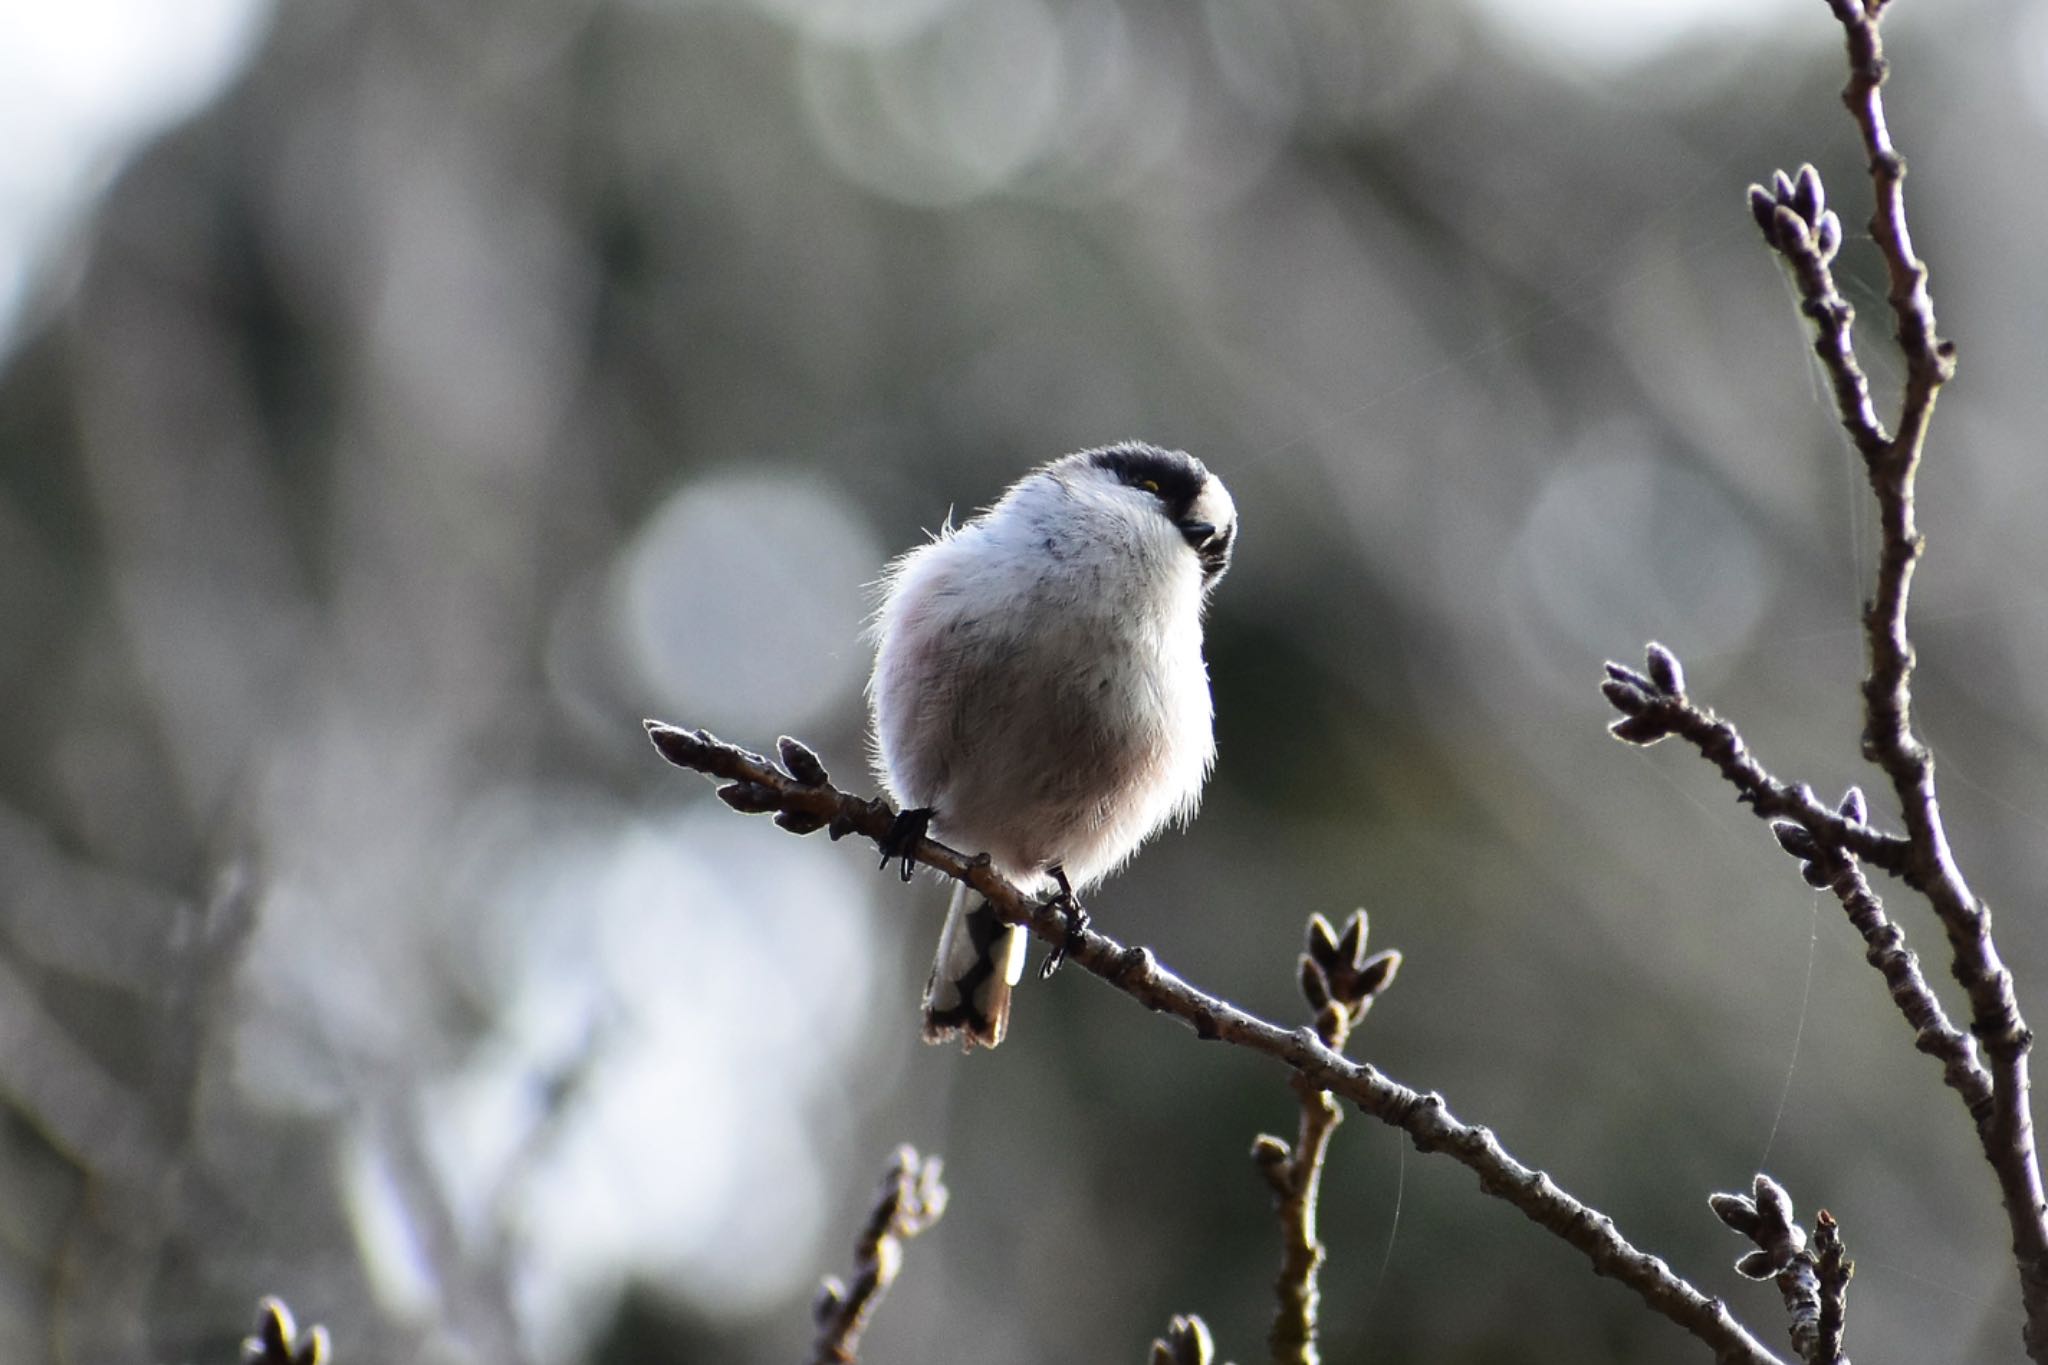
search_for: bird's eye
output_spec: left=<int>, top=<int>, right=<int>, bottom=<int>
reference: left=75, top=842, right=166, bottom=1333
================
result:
left=1136, top=478, right=1161, bottom=494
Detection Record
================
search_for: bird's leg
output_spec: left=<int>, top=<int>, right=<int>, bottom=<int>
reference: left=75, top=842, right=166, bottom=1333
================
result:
left=1039, top=864, right=1090, bottom=980
left=876, top=807, right=934, bottom=883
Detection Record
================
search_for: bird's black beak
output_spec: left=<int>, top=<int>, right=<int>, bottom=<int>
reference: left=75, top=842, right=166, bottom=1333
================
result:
left=1179, top=518, right=1234, bottom=586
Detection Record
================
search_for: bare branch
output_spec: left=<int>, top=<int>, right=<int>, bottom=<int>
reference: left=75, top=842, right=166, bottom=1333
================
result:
left=1608, top=638, right=2047, bottom=1347
left=241, top=1298, right=329, bottom=1365
left=1746, top=166, right=1878, bottom=460
left=1710, top=1178, right=1851, bottom=1365
left=809, top=1146, right=949, bottom=1365
left=1256, top=911, right=1400, bottom=1365
left=1601, top=653, right=1908, bottom=877
left=1813, top=1211, right=1853, bottom=1365
left=1151, top=1314, right=1228, bottom=1365
left=1813, top=7, right=2048, bottom=1337
left=1804, top=844, right=1994, bottom=1123
left=1823, top=0, right=1953, bottom=455
left=1732, top=0, right=2048, bottom=1345
left=1606, top=650, right=1993, bottom=1119
left=648, top=722, right=1785, bottom=1365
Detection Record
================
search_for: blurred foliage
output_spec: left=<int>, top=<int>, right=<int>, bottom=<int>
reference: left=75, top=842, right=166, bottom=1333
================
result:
left=3, top=0, right=2047, bottom=1362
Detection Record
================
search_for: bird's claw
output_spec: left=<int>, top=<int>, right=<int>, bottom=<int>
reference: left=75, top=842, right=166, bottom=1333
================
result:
left=877, top=807, right=934, bottom=883
left=1039, top=865, right=1089, bottom=980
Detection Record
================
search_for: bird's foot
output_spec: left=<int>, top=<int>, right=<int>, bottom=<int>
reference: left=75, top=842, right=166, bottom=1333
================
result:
left=876, top=807, right=934, bottom=883
left=1039, top=865, right=1090, bottom=980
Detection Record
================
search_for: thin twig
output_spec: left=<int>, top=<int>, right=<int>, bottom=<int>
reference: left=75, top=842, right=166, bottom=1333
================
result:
left=1739, top=0, right=2048, bottom=1348
left=809, top=1146, right=949, bottom=1365
left=1607, top=645, right=2044, bottom=1346
left=1601, top=649, right=1906, bottom=875
left=1806, top=841, right=1993, bottom=1125
left=1605, top=659, right=1992, bottom=1120
left=241, top=1297, right=329, bottom=1365
left=1745, top=162, right=1880, bottom=461
left=1151, top=1314, right=1229, bottom=1365
left=1261, top=1086, right=1339, bottom=1365
left=648, top=723, right=1786, bottom=1365
left=1710, top=1178, right=1851, bottom=1365
left=1813, top=9, right=2048, bottom=1343
left=1254, top=912, right=1400, bottom=1365
left=1823, top=0, right=1952, bottom=459
left=1813, top=1211, right=1853, bottom=1365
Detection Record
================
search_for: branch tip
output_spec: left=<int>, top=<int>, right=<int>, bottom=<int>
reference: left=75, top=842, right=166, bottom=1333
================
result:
left=1150, top=1314, right=1219, bottom=1365
left=1603, top=659, right=1655, bottom=692
left=1333, top=909, right=1367, bottom=965
left=242, top=1298, right=328, bottom=1365
left=1358, top=948, right=1402, bottom=998
left=1735, top=1249, right=1784, bottom=1283
left=1711, top=1190, right=1764, bottom=1239
left=778, top=735, right=832, bottom=786
left=1792, top=163, right=1826, bottom=223
left=1643, top=642, right=1686, bottom=698
left=1770, top=821, right=1819, bottom=861
left=1753, top=1175, right=1796, bottom=1229
left=807, top=1146, right=949, bottom=1365
left=1714, top=1175, right=1857, bottom=1362
left=776, top=807, right=831, bottom=835
left=1601, top=677, right=1652, bottom=718
left=1609, top=713, right=1676, bottom=746
left=1297, top=956, right=1332, bottom=1011
left=1305, top=912, right=1340, bottom=962
left=716, top=780, right=780, bottom=814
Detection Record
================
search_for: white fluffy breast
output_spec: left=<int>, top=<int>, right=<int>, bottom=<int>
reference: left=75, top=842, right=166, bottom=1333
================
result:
left=867, top=463, right=1219, bottom=892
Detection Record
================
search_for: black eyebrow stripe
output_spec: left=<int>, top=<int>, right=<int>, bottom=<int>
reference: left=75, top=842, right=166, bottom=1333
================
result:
left=1083, top=443, right=1209, bottom=522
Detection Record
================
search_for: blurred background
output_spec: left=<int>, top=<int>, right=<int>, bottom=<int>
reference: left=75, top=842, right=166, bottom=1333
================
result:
left=3, top=0, right=2047, bottom=1360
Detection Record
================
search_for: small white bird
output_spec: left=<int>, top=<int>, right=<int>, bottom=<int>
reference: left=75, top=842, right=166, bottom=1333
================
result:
left=867, top=443, right=1237, bottom=1048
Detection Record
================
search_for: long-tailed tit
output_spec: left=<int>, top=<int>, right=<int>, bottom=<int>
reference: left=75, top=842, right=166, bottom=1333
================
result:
left=867, top=443, right=1236, bottom=1048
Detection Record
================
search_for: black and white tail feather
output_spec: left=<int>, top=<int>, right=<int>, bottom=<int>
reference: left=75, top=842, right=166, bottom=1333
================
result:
left=921, top=885, right=1028, bottom=1047
left=867, top=443, right=1237, bottom=1050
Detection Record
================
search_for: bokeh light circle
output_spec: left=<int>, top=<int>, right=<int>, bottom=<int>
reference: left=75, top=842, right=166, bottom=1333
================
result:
left=616, top=470, right=881, bottom=735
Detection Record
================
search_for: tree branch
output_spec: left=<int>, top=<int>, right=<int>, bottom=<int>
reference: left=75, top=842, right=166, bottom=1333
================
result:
left=1824, top=0, right=1952, bottom=458
left=1151, top=1314, right=1229, bottom=1365
left=647, top=722, right=1785, bottom=1365
left=1601, top=648, right=1907, bottom=876
left=809, top=1146, right=949, bottom=1365
left=1798, top=832, right=1994, bottom=1124
left=1814, top=1211, right=1853, bottom=1365
left=1716, top=0, right=2046, bottom=1347
left=1605, top=656, right=1993, bottom=1119
left=1253, top=912, right=1400, bottom=1365
left=241, top=1297, right=329, bottom=1365
left=1606, top=642, right=2046, bottom=1350
left=1808, top=10, right=2048, bottom=1338
left=1710, top=1178, right=1852, bottom=1365
left=1745, top=163, right=1879, bottom=462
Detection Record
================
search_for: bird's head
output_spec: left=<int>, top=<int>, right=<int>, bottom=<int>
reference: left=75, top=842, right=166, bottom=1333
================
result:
left=1062, top=442, right=1237, bottom=591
